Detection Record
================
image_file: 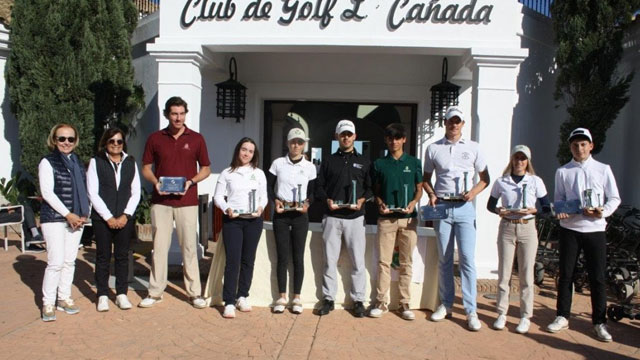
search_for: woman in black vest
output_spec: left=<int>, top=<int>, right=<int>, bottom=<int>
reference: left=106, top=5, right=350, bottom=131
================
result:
left=39, top=123, right=90, bottom=322
left=87, top=128, right=141, bottom=312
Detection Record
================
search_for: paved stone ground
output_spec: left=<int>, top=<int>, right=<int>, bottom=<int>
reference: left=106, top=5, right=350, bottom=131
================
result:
left=1, top=238, right=639, bottom=360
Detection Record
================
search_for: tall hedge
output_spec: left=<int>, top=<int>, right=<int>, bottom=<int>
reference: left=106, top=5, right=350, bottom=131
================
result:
left=551, top=0, right=639, bottom=164
left=6, top=0, right=143, bottom=180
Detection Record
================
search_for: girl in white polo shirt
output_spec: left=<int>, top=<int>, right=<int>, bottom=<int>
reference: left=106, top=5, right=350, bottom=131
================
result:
left=213, top=137, right=268, bottom=319
left=486, top=145, right=549, bottom=334
left=267, top=128, right=316, bottom=314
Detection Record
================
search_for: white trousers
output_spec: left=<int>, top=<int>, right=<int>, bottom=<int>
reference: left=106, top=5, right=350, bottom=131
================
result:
left=41, top=222, right=83, bottom=305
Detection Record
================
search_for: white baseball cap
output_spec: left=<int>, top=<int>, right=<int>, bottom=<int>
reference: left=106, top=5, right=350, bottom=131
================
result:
left=568, top=127, right=593, bottom=143
left=335, top=120, right=356, bottom=134
left=445, top=106, right=464, bottom=122
left=287, top=128, right=309, bottom=142
left=511, top=144, right=532, bottom=160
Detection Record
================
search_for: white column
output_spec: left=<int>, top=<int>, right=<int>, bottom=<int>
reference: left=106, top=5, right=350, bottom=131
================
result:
left=147, top=45, right=219, bottom=264
left=464, top=48, right=528, bottom=279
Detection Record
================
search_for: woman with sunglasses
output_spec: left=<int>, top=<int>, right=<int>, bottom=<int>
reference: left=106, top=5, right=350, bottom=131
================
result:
left=39, top=123, right=90, bottom=322
left=486, top=145, right=550, bottom=334
left=213, top=137, right=267, bottom=319
left=267, top=128, right=316, bottom=314
left=87, top=128, right=141, bottom=312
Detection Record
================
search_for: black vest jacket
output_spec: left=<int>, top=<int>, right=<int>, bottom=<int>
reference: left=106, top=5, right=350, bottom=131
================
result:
left=90, top=155, right=136, bottom=220
left=40, top=152, right=83, bottom=223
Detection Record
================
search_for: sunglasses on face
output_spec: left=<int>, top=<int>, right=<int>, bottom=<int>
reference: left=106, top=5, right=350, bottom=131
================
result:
left=56, top=136, right=76, bottom=144
left=108, top=138, right=124, bottom=145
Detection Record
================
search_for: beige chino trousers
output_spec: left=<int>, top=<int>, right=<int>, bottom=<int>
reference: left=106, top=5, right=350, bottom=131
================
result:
left=496, top=219, right=538, bottom=319
left=148, top=204, right=201, bottom=298
left=376, top=217, right=418, bottom=306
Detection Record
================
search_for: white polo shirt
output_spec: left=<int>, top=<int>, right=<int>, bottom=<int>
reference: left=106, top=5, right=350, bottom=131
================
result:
left=490, top=173, right=547, bottom=220
left=269, top=156, right=317, bottom=202
left=555, top=156, right=621, bottom=233
left=214, top=165, right=268, bottom=213
left=424, top=137, right=488, bottom=197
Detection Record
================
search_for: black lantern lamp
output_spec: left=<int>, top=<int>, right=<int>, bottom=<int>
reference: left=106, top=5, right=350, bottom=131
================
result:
left=216, top=57, right=247, bottom=122
left=430, top=57, right=460, bottom=127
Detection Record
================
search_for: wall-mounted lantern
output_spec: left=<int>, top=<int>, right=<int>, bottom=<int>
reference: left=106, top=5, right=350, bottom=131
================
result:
left=430, top=57, right=460, bottom=127
left=216, top=57, right=246, bottom=122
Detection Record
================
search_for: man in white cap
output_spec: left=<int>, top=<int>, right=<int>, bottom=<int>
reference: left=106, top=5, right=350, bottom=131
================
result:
left=422, top=106, right=490, bottom=331
left=546, top=127, right=620, bottom=342
left=315, top=119, right=372, bottom=318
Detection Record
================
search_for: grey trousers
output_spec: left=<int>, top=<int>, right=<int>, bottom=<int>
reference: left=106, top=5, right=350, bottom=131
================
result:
left=496, top=219, right=538, bottom=319
left=322, top=215, right=367, bottom=302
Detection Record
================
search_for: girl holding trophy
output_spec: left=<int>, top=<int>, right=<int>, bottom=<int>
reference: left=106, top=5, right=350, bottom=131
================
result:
left=267, top=128, right=316, bottom=314
left=486, top=145, right=549, bottom=334
left=213, top=137, right=268, bottom=318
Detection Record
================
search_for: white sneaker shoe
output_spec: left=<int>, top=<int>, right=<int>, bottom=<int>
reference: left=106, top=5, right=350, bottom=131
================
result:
left=138, top=296, right=162, bottom=308
left=236, top=297, right=252, bottom=312
left=368, top=303, right=388, bottom=318
left=516, top=318, right=531, bottom=334
left=593, top=324, right=612, bottom=342
left=467, top=312, right=481, bottom=331
left=430, top=304, right=452, bottom=322
left=115, top=294, right=132, bottom=310
left=291, top=298, right=303, bottom=314
left=223, top=304, right=236, bottom=318
left=546, top=316, right=569, bottom=333
left=273, top=298, right=287, bottom=314
left=97, top=296, right=109, bottom=312
left=399, top=303, right=415, bottom=321
left=493, top=314, right=507, bottom=330
left=191, top=296, right=206, bottom=309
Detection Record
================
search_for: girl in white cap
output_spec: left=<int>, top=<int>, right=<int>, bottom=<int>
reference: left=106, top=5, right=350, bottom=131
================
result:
left=267, top=128, right=316, bottom=314
left=486, top=145, right=550, bottom=334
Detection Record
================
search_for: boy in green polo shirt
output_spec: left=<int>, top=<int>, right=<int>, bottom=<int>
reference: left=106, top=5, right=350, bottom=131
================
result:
left=369, top=123, right=422, bottom=320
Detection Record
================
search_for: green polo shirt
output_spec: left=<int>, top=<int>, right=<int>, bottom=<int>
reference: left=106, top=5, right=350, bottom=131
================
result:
left=372, top=153, right=422, bottom=218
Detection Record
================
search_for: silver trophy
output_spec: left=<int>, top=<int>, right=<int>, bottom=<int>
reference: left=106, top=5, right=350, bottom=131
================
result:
left=522, top=183, right=527, bottom=209
left=583, top=189, right=594, bottom=210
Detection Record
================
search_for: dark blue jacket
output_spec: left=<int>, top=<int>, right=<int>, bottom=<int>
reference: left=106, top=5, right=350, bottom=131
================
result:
left=40, top=152, right=86, bottom=223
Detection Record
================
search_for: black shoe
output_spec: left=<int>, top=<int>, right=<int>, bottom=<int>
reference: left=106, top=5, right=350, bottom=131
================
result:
left=25, top=244, right=45, bottom=253
left=30, top=234, right=45, bottom=244
left=317, top=299, right=334, bottom=316
left=353, top=301, right=365, bottom=318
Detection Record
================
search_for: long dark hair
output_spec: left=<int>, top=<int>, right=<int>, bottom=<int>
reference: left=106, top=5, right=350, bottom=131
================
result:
left=97, top=127, right=128, bottom=158
left=230, top=137, right=259, bottom=171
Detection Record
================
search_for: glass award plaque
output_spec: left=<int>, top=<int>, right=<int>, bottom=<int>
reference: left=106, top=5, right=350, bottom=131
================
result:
left=333, top=200, right=356, bottom=209
left=158, top=176, right=186, bottom=193
left=420, top=204, right=448, bottom=221
left=551, top=199, right=583, bottom=215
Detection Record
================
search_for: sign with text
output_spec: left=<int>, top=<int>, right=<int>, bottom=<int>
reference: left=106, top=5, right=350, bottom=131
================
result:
left=179, top=0, right=494, bottom=31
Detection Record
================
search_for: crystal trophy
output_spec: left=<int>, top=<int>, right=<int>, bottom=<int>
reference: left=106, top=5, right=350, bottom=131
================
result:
left=158, top=176, right=187, bottom=193
left=420, top=204, right=448, bottom=221
left=441, top=172, right=467, bottom=201
left=235, top=189, right=258, bottom=218
left=283, top=184, right=304, bottom=212
left=583, top=189, right=595, bottom=210
left=506, top=183, right=529, bottom=213
left=388, top=184, right=409, bottom=212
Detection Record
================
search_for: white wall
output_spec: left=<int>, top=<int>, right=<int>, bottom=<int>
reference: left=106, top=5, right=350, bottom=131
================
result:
left=0, top=24, right=21, bottom=182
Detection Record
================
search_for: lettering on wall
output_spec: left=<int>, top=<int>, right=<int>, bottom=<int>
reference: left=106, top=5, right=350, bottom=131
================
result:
left=180, top=0, right=494, bottom=30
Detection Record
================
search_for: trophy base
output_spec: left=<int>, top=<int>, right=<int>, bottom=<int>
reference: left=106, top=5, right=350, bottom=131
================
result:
left=387, top=207, right=406, bottom=213
left=440, top=195, right=465, bottom=202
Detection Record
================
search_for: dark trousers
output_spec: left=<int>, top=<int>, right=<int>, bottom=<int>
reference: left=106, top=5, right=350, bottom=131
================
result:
left=93, top=218, right=134, bottom=297
left=273, top=212, right=309, bottom=294
left=222, top=216, right=263, bottom=305
left=556, top=227, right=607, bottom=324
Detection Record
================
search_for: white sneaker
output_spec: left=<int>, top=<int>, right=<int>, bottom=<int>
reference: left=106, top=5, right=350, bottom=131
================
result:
left=467, top=312, right=481, bottom=331
left=191, top=296, right=206, bottom=309
left=97, top=296, right=109, bottom=312
left=291, top=298, right=303, bottom=314
left=493, top=314, right=507, bottom=330
left=516, top=318, right=531, bottom=334
left=430, top=304, right=452, bottom=322
left=138, top=296, right=162, bottom=308
left=546, top=316, right=569, bottom=333
left=236, top=297, right=252, bottom=312
left=593, top=324, right=612, bottom=342
left=115, top=294, right=132, bottom=310
left=399, top=303, right=415, bottom=321
left=223, top=304, right=236, bottom=318
left=273, top=298, right=287, bottom=314
left=369, top=303, right=388, bottom=318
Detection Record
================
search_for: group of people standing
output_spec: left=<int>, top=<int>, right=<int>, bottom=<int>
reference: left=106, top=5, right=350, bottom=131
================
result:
left=35, top=97, right=620, bottom=343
